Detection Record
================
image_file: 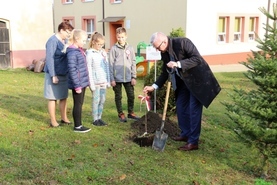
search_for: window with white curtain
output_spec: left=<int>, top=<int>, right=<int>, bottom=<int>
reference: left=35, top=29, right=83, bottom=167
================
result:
left=65, top=0, right=73, bottom=3
left=249, top=17, right=257, bottom=41
left=113, top=0, right=122, bottom=3
left=85, top=19, right=95, bottom=40
left=218, top=17, right=226, bottom=43
left=234, top=17, right=242, bottom=42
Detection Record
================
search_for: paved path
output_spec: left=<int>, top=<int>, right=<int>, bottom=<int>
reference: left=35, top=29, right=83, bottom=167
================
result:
left=210, top=64, right=248, bottom=73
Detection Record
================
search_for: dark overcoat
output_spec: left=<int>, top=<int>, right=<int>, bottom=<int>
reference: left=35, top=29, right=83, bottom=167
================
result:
left=154, top=37, right=221, bottom=108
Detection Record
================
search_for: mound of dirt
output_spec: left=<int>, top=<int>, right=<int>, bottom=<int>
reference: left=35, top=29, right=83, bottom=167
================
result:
left=130, top=111, right=180, bottom=147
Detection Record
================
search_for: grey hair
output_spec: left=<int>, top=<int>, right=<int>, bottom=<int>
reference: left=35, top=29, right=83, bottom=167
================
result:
left=150, top=32, right=166, bottom=45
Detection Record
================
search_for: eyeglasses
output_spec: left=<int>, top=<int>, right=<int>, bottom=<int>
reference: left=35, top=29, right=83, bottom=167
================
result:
left=65, top=30, right=71, bottom=35
left=96, top=43, right=105, bottom=47
left=154, top=41, right=165, bottom=50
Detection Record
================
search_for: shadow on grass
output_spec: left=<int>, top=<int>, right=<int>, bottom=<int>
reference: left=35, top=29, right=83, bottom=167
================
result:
left=0, top=93, right=48, bottom=124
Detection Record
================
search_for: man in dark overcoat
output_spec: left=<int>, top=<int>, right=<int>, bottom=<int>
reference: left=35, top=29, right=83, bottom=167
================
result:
left=144, top=32, right=221, bottom=151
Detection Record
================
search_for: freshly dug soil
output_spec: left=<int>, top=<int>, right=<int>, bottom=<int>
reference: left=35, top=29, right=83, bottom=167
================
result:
left=130, top=111, right=180, bottom=147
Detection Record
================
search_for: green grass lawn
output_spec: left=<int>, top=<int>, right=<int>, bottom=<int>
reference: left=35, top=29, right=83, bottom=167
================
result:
left=0, top=69, right=276, bottom=185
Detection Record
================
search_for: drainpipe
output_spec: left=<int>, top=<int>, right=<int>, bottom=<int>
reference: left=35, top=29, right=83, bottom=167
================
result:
left=102, top=0, right=105, bottom=36
left=266, top=0, right=271, bottom=36
left=52, top=1, right=55, bottom=33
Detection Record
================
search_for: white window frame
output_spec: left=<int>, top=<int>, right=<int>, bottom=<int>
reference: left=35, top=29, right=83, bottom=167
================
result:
left=218, top=33, right=226, bottom=43
left=218, top=17, right=227, bottom=43
left=234, top=32, right=241, bottom=42
left=248, top=17, right=257, bottom=42
left=86, top=19, right=95, bottom=40
left=234, top=17, right=242, bottom=43
left=113, top=0, right=122, bottom=4
left=64, top=19, right=73, bottom=26
left=248, top=32, right=255, bottom=41
left=65, top=0, right=73, bottom=3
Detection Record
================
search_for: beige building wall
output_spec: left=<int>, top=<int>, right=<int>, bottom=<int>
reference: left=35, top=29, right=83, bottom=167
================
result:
left=53, top=0, right=274, bottom=65
left=0, top=0, right=274, bottom=68
left=53, top=0, right=186, bottom=50
left=54, top=0, right=103, bottom=30
left=0, top=0, right=53, bottom=68
left=103, top=0, right=187, bottom=49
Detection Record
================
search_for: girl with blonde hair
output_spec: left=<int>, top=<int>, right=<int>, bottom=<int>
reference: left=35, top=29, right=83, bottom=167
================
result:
left=86, top=32, right=110, bottom=126
left=66, top=29, right=91, bottom=133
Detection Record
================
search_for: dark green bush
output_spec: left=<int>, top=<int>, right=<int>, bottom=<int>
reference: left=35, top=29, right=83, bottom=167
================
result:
left=169, top=27, right=185, bottom=38
left=143, top=61, right=176, bottom=115
left=143, top=27, right=185, bottom=115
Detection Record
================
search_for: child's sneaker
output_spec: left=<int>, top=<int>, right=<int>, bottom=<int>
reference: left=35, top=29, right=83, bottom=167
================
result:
left=118, top=113, right=127, bottom=122
left=98, top=119, right=108, bottom=126
left=74, top=126, right=91, bottom=133
left=127, top=112, right=140, bottom=120
left=92, top=120, right=102, bottom=126
left=93, top=120, right=107, bottom=126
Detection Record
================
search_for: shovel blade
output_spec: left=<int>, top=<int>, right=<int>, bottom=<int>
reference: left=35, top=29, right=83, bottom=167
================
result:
left=152, top=130, right=168, bottom=152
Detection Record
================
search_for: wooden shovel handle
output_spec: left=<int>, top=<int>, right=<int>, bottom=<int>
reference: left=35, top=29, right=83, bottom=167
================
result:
left=162, top=81, right=171, bottom=121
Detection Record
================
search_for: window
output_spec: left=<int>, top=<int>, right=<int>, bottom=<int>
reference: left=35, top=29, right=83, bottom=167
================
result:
left=234, top=17, right=243, bottom=42
left=218, top=17, right=227, bottom=43
left=84, top=18, right=95, bottom=40
left=0, top=21, right=6, bottom=28
left=110, top=0, right=122, bottom=4
left=63, top=18, right=75, bottom=27
left=249, top=17, right=258, bottom=41
left=234, top=17, right=241, bottom=42
left=62, top=0, right=73, bottom=4
left=64, top=0, right=73, bottom=3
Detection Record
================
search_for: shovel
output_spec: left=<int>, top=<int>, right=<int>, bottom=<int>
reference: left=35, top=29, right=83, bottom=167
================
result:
left=152, top=80, right=171, bottom=152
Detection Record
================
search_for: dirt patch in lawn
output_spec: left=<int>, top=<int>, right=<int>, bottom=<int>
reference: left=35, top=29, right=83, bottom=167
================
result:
left=130, top=111, right=180, bottom=147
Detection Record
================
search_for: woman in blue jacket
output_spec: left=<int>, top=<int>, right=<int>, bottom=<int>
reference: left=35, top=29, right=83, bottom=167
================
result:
left=44, top=21, right=74, bottom=127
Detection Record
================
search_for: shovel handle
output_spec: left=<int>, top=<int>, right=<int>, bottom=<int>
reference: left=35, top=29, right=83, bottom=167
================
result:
left=162, top=81, right=171, bottom=121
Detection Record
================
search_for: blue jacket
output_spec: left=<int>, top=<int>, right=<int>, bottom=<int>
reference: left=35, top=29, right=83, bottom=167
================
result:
left=44, top=35, right=68, bottom=76
left=66, top=46, right=89, bottom=90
